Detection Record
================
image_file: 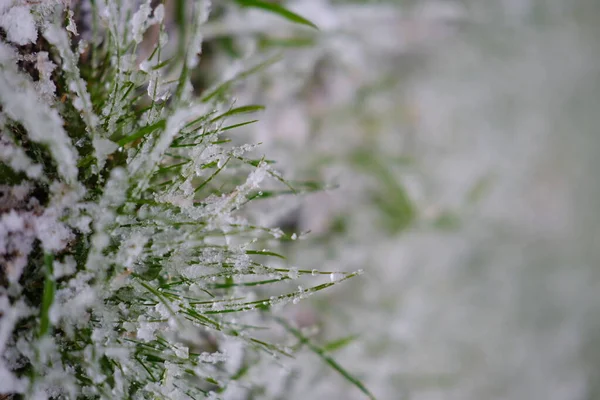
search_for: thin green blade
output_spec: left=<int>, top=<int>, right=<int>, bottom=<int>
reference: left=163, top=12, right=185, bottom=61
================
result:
left=235, top=0, right=319, bottom=29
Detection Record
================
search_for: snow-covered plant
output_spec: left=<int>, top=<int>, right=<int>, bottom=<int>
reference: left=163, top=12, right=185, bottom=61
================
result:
left=0, top=1, right=370, bottom=399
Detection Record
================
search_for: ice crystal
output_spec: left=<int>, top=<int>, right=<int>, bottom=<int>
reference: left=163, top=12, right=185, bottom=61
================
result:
left=0, top=6, right=37, bottom=45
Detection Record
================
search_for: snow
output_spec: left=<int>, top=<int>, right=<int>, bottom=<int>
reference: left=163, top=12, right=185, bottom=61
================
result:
left=128, top=105, right=208, bottom=183
left=329, top=272, right=343, bottom=282
left=2, top=210, right=23, bottom=232
left=92, top=137, right=118, bottom=171
left=0, top=299, right=30, bottom=395
left=0, top=136, right=43, bottom=179
left=34, top=52, right=57, bottom=103
left=0, top=209, right=36, bottom=283
left=0, top=6, right=37, bottom=45
left=44, top=24, right=99, bottom=135
left=153, top=4, right=165, bottom=23
left=131, top=0, right=152, bottom=44
left=198, top=351, right=228, bottom=364
left=137, top=322, right=158, bottom=341
left=187, top=1, right=212, bottom=68
left=53, top=256, right=76, bottom=279
left=173, top=344, right=189, bottom=359
left=0, top=362, right=27, bottom=393
left=66, top=10, right=78, bottom=36
left=0, top=42, right=79, bottom=183
left=288, top=267, right=299, bottom=279
left=34, top=209, right=74, bottom=252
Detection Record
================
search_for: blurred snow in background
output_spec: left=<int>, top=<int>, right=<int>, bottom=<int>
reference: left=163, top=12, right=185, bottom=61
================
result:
left=220, top=0, right=600, bottom=399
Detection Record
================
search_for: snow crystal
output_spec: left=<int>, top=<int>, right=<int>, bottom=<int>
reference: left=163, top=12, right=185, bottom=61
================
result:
left=90, top=232, right=110, bottom=250
left=155, top=302, right=172, bottom=318
left=104, top=347, right=130, bottom=360
left=151, top=4, right=165, bottom=23
left=2, top=210, right=23, bottom=232
left=59, top=282, right=96, bottom=320
left=100, top=167, right=128, bottom=206
left=71, top=214, right=92, bottom=234
left=233, top=253, right=251, bottom=270
left=129, top=105, right=207, bottom=182
left=0, top=6, right=37, bottom=45
left=187, top=0, right=211, bottom=68
left=137, top=322, right=158, bottom=341
left=329, top=272, right=344, bottom=282
left=0, top=209, right=36, bottom=283
left=131, top=1, right=152, bottom=44
left=93, top=136, right=118, bottom=171
left=198, top=351, right=228, bottom=364
left=0, top=45, right=79, bottom=182
left=222, top=339, right=244, bottom=374
left=288, top=267, right=299, bottom=279
left=206, top=391, right=218, bottom=400
left=155, top=188, right=194, bottom=209
left=245, top=164, right=267, bottom=188
left=119, top=233, right=148, bottom=268
left=174, top=344, right=189, bottom=359
left=35, top=52, right=57, bottom=103
left=53, top=256, right=76, bottom=279
left=0, top=299, right=31, bottom=358
left=44, top=25, right=99, bottom=133
left=0, top=136, right=43, bottom=179
left=66, top=10, right=78, bottom=36
left=34, top=210, right=74, bottom=252
left=0, top=361, right=27, bottom=394
left=187, top=31, right=203, bottom=68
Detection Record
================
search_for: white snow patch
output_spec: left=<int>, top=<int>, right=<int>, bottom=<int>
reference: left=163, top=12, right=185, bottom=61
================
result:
left=0, top=6, right=37, bottom=45
left=92, top=137, right=118, bottom=170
